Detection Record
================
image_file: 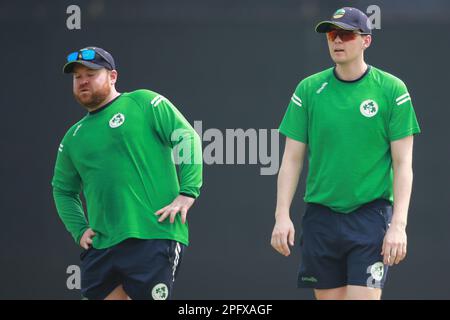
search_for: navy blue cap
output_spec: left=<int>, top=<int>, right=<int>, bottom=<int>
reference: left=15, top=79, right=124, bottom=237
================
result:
left=63, top=46, right=116, bottom=74
left=315, top=7, right=372, bottom=34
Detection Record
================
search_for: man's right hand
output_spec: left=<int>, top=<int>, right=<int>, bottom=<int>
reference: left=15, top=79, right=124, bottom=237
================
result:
left=271, top=215, right=295, bottom=257
left=80, top=228, right=96, bottom=250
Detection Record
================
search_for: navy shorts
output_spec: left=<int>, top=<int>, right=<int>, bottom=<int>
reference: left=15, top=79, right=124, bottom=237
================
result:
left=80, top=238, right=185, bottom=300
left=298, top=199, right=393, bottom=290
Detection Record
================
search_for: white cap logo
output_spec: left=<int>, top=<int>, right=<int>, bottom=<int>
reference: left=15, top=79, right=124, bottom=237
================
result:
left=333, top=8, right=346, bottom=19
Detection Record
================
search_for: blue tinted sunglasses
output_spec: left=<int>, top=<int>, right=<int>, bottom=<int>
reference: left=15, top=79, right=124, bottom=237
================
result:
left=67, top=49, right=98, bottom=62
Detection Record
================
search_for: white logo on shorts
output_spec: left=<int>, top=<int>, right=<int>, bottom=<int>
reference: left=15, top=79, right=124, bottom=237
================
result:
left=369, top=262, right=384, bottom=282
left=109, top=113, right=125, bottom=128
left=360, top=99, right=378, bottom=117
left=151, top=283, right=168, bottom=300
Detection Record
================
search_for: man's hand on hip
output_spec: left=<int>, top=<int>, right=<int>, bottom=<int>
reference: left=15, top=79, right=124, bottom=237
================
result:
left=80, top=228, right=96, bottom=250
left=155, top=195, right=195, bottom=224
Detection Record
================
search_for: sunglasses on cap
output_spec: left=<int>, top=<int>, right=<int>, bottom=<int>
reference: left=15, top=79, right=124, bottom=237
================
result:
left=66, top=49, right=111, bottom=67
left=326, top=29, right=368, bottom=42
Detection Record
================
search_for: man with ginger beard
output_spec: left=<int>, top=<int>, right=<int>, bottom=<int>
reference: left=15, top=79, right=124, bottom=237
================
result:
left=52, top=47, right=202, bottom=300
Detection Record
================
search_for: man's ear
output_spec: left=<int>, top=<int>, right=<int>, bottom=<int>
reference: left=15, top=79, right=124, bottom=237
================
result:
left=109, top=70, right=118, bottom=86
left=363, top=35, right=372, bottom=50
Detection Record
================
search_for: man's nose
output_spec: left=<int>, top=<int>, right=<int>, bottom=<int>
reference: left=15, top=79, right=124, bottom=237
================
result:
left=334, top=35, right=343, bottom=43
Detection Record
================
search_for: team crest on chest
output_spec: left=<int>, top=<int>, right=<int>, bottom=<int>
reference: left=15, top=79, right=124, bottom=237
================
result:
left=360, top=99, right=378, bottom=118
left=109, top=113, right=125, bottom=128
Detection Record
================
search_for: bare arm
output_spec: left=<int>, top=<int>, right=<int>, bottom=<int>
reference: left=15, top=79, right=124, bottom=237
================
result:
left=382, top=135, right=414, bottom=266
left=271, top=137, right=307, bottom=256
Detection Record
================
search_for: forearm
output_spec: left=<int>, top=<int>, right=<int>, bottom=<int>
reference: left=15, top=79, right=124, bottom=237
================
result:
left=392, top=162, right=413, bottom=228
left=53, top=187, right=89, bottom=244
left=177, top=130, right=203, bottom=198
left=275, top=157, right=303, bottom=219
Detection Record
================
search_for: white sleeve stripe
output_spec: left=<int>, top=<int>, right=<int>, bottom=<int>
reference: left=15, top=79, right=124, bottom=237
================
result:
left=292, top=94, right=302, bottom=104
left=291, top=97, right=302, bottom=107
left=396, top=97, right=411, bottom=106
left=396, top=93, right=410, bottom=102
left=153, top=96, right=165, bottom=107
left=151, top=95, right=162, bottom=105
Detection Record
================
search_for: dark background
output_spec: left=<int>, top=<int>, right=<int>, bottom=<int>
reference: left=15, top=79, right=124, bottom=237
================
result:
left=1, top=0, right=449, bottom=299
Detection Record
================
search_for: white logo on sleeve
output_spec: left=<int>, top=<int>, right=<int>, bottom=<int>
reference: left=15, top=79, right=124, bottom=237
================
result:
left=151, top=283, right=168, bottom=300
left=316, top=82, right=328, bottom=94
left=360, top=99, right=378, bottom=117
left=109, top=113, right=125, bottom=128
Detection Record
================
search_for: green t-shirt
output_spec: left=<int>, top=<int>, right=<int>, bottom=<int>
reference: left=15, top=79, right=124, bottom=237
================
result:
left=52, top=90, right=203, bottom=248
left=279, top=66, right=421, bottom=213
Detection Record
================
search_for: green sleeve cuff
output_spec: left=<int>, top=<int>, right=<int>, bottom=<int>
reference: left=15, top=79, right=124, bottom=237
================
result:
left=180, top=192, right=197, bottom=199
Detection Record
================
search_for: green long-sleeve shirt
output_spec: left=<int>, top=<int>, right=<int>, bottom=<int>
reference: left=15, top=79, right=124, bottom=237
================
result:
left=52, top=89, right=202, bottom=249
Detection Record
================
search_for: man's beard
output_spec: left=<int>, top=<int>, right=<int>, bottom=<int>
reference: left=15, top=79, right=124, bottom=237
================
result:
left=74, top=81, right=111, bottom=111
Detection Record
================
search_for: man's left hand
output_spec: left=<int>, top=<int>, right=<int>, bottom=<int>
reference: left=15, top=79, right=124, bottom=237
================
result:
left=155, top=195, right=195, bottom=224
left=381, top=223, right=407, bottom=266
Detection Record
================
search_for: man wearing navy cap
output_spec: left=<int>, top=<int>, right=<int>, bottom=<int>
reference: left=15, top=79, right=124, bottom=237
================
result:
left=271, top=8, right=420, bottom=299
left=52, top=46, right=203, bottom=300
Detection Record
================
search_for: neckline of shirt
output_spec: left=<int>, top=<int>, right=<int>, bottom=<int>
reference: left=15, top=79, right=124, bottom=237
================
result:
left=333, top=65, right=371, bottom=83
left=88, top=93, right=123, bottom=115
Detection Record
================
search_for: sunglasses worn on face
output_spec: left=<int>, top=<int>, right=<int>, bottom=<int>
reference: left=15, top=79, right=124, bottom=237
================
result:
left=326, top=30, right=364, bottom=42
